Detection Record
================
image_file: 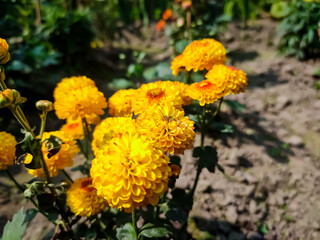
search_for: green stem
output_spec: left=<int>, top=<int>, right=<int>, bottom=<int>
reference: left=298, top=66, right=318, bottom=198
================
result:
left=39, top=111, right=48, bottom=140
left=39, top=151, right=52, bottom=184
left=96, top=216, right=108, bottom=238
left=6, top=169, right=25, bottom=193
left=61, top=170, right=73, bottom=183
left=8, top=106, right=35, bottom=137
left=132, top=210, right=138, bottom=238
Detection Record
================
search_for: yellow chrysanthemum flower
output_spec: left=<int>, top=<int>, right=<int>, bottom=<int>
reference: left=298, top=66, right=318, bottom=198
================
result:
left=187, top=80, right=222, bottom=106
left=137, top=104, right=195, bottom=155
left=0, top=132, right=17, bottom=170
left=91, top=133, right=171, bottom=213
left=132, top=81, right=183, bottom=114
left=66, top=177, right=109, bottom=217
left=169, top=81, right=192, bottom=106
left=0, top=38, right=10, bottom=65
left=171, top=39, right=226, bottom=76
left=108, top=89, right=137, bottom=117
left=92, top=117, right=137, bottom=156
left=205, top=65, right=247, bottom=96
left=54, top=76, right=107, bottom=121
left=27, top=131, right=80, bottom=178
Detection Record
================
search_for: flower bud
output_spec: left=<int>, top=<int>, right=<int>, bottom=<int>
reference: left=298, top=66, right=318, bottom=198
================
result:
left=0, top=89, right=26, bottom=108
left=0, top=38, right=10, bottom=65
left=0, top=89, right=14, bottom=108
left=36, top=100, right=54, bottom=112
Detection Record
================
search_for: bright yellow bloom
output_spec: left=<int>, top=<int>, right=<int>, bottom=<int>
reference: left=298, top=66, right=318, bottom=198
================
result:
left=205, top=64, right=247, bottom=96
left=132, top=81, right=183, bottom=114
left=91, top=133, right=171, bottom=213
left=66, top=177, right=109, bottom=217
left=108, top=89, right=137, bottom=117
left=187, top=80, right=222, bottom=106
left=27, top=131, right=79, bottom=178
left=0, top=132, right=17, bottom=170
left=137, top=104, right=195, bottom=155
left=171, top=39, right=226, bottom=76
left=60, top=118, right=84, bottom=140
left=169, top=81, right=192, bottom=106
left=92, top=117, right=137, bottom=156
left=54, top=76, right=107, bottom=121
left=0, top=38, right=10, bottom=65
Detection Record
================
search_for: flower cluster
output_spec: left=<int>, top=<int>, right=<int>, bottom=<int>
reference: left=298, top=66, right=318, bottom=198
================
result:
left=0, top=131, right=16, bottom=170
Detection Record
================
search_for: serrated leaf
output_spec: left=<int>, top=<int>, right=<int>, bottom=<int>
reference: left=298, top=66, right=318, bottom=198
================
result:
left=116, top=223, right=137, bottom=240
left=193, top=146, right=218, bottom=173
left=138, top=227, right=170, bottom=238
left=2, top=208, right=27, bottom=240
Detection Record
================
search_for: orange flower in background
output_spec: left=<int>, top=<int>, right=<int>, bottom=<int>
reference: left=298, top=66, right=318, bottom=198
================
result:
left=60, top=118, right=84, bottom=140
left=162, top=9, right=172, bottom=20
left=205, top=64, right=247, bottom=96
left=156, top=19, right=166, bottom=31
left=182, top=0, right=192, bottom=9
left=67, top=177, right=109, bottom=217
left=171, top=39, right=227, bottom=76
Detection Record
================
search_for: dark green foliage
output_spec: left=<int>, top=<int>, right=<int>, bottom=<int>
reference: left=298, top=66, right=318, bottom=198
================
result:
left=277, top=0, right=320, bottom=59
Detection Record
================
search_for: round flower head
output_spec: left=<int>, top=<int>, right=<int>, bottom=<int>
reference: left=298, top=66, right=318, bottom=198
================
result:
left=205, top=64, right=247, bottom=96
left=162, top=9, right=172, bottom=20
left=137, top=104, right=195, bottom=155
left=27, top=131, right=80, bottom=178
left=187, top=80, right=222, bottom=106
left=156, top=20, right=166, bottom=31
left=67, top=177, right=109, bottom=217
left=108, top=89, right=137, bottom=117
left=0, top=38, right=10, bottom=65
left=91, top=133, right=171, bottom=213
left=92, top=117, right=137, bottom=156
left=54, top=76, right=107, bottom=121
left=171, top=39, right=226, bottom=76
left=168, top=81, right=192, bottom=106
left=132, top=81, right=183, bottom=114
left=0, top=132, right=17, bottom=170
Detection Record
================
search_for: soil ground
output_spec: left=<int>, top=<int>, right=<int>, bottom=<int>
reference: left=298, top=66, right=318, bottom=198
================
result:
left=0, top=18, right=320, bottom=240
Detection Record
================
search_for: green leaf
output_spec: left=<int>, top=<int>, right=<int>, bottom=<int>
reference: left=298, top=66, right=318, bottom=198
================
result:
left=156, top=62, right=172, bottom=79
left=20, top=133, right=42, bottom=170
left=224, top=99, right=246, bottom=113
left=2, top=208, right=27, bottom=240
left=174, top=39, right=189, bottom=54
left=210, top=122, right=234, bottom=133
left=24, top=209, right=38, bottom=224
left=193, top=146, right=218, bottom=173
left=116, top=223, right=137, bottom=240
left=108, top=78, right=134, bottom=90
left=270, top=2, right=291, bottom=19
left=43, top=135, right=63, bottom=158
left=138, top=227, right=170, bottom=238
left=143, top=66, right=158, bottom=81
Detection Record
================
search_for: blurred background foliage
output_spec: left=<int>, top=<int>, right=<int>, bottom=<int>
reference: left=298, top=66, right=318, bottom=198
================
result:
left=0, top=0, right=319, bottom=95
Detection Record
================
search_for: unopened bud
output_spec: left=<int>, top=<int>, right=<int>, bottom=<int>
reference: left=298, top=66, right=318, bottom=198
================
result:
left=0, top=89, right=26, bottom=108
left=36, top=100, right=54, bottom=112
left=0, top=38, right=10, bottom=65
left=0, top=89, right=14, bottom=108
